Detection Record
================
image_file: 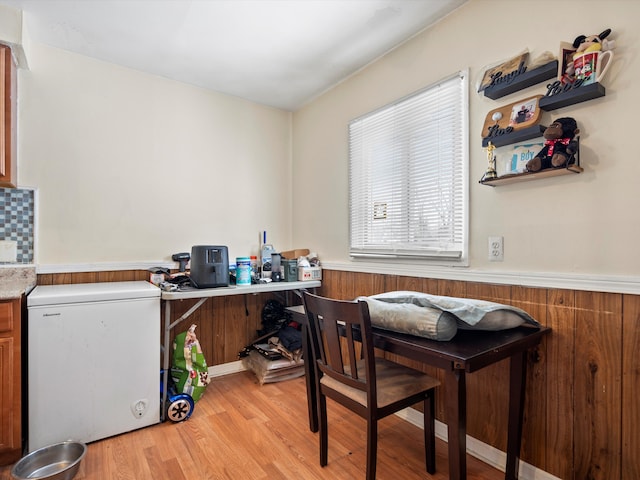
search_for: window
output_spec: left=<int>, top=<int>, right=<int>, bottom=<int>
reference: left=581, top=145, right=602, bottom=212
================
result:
left=349, top=71, right=468, bottom=264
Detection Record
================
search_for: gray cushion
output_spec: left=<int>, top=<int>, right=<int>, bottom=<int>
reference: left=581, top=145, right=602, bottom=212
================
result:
left=357, top=296, right=458, bottom=341
left=367, top=291, right=540, bottom=332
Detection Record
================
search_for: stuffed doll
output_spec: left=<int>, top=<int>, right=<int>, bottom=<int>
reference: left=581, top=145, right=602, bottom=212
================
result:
left=573, top=28, right=614, bottom=55
left=526, top=117, right=579, bottom=172
left=564, top=29, right=615, bottom=82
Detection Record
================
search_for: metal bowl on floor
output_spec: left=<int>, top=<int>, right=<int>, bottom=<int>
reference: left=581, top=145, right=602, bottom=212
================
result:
left=11, top=441, right=87, bottom=480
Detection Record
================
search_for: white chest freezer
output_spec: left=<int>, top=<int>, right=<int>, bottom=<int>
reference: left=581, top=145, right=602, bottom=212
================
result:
left=26, top=281, right=160, bottom=452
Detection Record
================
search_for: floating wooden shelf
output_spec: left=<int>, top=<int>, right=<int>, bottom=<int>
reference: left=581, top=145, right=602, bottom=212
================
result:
left=482, top=124, right=546, bottom=148
left=479, top=164, right=583, bottom=186
left=540, top=82, right=605, bottom=110
left=483, top=61, right=559, bottom=100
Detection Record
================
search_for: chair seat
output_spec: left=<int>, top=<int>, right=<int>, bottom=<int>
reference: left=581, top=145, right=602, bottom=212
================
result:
left=320, top=357, right=439, bottom=409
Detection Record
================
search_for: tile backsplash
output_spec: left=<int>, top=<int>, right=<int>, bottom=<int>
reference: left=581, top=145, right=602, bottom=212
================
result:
left=0, top=187, right=35, bottom=263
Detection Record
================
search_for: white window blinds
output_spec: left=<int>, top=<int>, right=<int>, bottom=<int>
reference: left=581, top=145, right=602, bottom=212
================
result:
left=349, top=71, right=468, bottom=262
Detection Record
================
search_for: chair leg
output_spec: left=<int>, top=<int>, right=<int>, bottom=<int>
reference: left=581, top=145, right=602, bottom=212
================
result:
left=424, top=391, right=436, bottom=474
left=366, top=418, right=378, bottom=480
left=318, top=393, right=328, bottom=467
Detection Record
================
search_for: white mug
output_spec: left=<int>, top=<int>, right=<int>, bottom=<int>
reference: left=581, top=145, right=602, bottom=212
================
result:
left=573, top=50, right=614, bottom=85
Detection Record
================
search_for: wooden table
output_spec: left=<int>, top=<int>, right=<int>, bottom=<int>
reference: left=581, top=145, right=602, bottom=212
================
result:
left=287, top=305, right=550, bottom=480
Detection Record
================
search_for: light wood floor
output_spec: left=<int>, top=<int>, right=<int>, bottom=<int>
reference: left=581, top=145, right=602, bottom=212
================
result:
left=1, top=371, right=503, bottom=479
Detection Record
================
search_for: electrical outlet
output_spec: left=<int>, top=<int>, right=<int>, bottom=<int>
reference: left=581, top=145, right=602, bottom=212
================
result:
left=488, top=236, right=504, bottom=262
left=131, top=399, right=148, bottom=419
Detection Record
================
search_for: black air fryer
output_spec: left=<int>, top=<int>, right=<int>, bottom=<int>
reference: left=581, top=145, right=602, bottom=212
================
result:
left=190, top=245, right=229, bottom=288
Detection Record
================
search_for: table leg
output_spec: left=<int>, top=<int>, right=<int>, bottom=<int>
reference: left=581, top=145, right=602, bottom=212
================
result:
left=161, top=301, right=172, bottom=422
left=301, top=323, right=318, bottom=432
left=444, top=367, right=467, bottom=480
left=505, top=350, right=527, bottom=480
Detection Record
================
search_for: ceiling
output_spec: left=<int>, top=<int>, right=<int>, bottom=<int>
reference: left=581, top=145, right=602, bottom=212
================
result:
left=0, top=0, right=466, bottom=111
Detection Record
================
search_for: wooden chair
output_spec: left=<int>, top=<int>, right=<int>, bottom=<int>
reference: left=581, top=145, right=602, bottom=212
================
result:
left=302, top=291, right=440, bottom=479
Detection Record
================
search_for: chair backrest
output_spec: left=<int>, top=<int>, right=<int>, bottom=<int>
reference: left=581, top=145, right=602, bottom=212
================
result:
left=302, top=292, right=377, bottom=400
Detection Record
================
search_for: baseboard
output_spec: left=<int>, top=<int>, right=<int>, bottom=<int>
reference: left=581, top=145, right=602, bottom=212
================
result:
left=209, top=360, right=247, bottom=378
left=395, top=407, right=562, bottom=480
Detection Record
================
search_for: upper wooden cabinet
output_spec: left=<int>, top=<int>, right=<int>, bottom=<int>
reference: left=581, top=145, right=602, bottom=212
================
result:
left=0, top=44, right=17, bottom=188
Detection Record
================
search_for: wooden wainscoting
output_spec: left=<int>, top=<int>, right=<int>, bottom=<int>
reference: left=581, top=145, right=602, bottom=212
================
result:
left=36, top=269, right=640, bottom=480
left=319, top=269, right=640, bottom=480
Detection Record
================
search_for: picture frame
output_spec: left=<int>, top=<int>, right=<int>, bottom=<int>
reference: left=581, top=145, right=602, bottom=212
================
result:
left=500, top=141, right=544, bottom=175
left=508, top=97, right=539, bottom=127
left=478, top=52, right=529, bottom=92
left=481, top=95, right=543, bottom=139
left=558, top=41, right=576, bottom=81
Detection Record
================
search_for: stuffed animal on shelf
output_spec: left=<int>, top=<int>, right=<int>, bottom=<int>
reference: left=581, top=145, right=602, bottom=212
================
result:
left=573, top=28, right=615, bottom=55
left=564, top=29, right=615, bottom=82
left=526, top=117, right=580, bottom=172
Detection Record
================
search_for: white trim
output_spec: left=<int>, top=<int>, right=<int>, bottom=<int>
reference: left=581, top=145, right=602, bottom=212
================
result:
left=322, top=260, right=640, bottom=295
left=208, top=360, right=247, bottom=378
left=395, top=408, right=562, bottom=480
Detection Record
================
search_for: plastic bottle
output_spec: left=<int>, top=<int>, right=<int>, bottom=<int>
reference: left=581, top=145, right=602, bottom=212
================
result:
left=236, top=257, right=251, bottom=286
left=260, top=231, right=275, bottom=278
left=250, top=255, right=258, bottom=280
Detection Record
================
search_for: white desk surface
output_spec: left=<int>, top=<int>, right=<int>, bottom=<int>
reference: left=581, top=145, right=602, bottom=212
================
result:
left=161, top=280, right=321, bottom=301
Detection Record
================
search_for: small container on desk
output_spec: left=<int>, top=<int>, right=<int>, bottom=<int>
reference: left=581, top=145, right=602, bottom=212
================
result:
left=283, top=259, right=298, bottom=282
left=299, top=266, right=322, bottom=281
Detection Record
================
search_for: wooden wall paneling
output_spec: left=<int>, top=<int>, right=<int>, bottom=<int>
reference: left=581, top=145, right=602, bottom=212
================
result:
left=316, top=269, right=334, bottom=298
left=395, top=275, right=424, bottom=292
left=196, top=298, right=216, bottom=367
left=466, top=282, right=511, bottom=304
left=424, top=277, right=440, bottom=294
left=51, top=273, right=73, bottom=284
left=463, top=283, right=512, bottom=452
left=37, top=270, right=149, bottom=286
left=348, top=271, right=377, bottom=298
left=165, top=298, right=210, bottom=365
left=223, top=295, right=249, bottom=364
left=438, top=279, right=466, bottom=298
left=380, top=274, right=402, bottom=295
left=333, top=270, right=356, bottom=299
left=368, top=271, right=388, bottom=295
left=545, top=289, right=576, bottom=479
left=621, top=294, right=640, bottom=480
left=510, top=286, right=548, bottom=471
left=573, top=291, right=622, bottom=480
left=208, top=297, right=226, bottom=366
left=35, top=274, right=52, bottom=285
left=96, top=270, right=147, bottom=282
left=319, top=269, right=349, bottom=299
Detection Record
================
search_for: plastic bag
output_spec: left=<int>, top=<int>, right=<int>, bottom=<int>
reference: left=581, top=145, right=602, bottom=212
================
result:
left=171, top=324, right=210, bottom=402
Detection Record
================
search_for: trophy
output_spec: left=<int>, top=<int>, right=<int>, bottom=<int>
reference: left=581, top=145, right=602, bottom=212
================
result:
left=482, top=141, right=498, bottom=181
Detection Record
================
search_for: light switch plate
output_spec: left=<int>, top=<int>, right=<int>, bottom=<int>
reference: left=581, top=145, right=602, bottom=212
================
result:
left=0, top=240, right=18, bottom=262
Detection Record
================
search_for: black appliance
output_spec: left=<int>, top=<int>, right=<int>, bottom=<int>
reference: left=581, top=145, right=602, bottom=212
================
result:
left=190, top=245, right=229, bottom=288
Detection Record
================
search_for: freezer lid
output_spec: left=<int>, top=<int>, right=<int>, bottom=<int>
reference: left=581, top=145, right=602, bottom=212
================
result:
left=27, top=281, right=160, bottom=307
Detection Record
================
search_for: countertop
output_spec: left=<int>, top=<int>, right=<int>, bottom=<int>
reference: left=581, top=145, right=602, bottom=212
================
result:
left=0, top=266, right=37, bottom=300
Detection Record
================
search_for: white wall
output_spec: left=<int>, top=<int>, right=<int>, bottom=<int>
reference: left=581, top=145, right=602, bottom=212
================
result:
left=16, top=41, right=293, bottom=267
left=292, top=0, right=640, bottom=279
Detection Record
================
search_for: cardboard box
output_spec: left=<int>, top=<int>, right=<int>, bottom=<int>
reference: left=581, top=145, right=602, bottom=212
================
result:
left=298, top=266, right=322, bottom=281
